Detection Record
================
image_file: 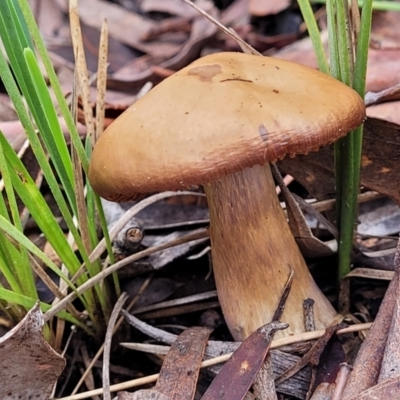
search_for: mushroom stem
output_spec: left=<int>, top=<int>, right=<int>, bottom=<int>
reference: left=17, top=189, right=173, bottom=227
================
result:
left=204, top=163, right=337, bottom=340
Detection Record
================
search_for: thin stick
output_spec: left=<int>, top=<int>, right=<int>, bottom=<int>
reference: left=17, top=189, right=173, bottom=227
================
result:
left=182, top=0, right=261, bottom=56
left=95, top=19, right=108, bottom=142
left=103, top=293, right=128, bottom=400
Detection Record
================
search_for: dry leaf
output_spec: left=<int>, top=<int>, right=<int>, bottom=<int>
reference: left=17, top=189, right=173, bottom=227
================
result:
left=378, top=257, right=400, bottom=382
left=371, top=11, right=400, bottom=50
left=0, top=302, right=65, bottom=399
left=109, top=3, right=218, bottom=92
left=156, top=327, right=211, bottom=400
left=201, top=321, right=288, bottom=400
left=248, top=0, right=290, bottom=16
left=342, top=241, right=400, bottom=399
left=279, top=118, right=400, bottom=205
left=367, top=101, right=400, bottom=125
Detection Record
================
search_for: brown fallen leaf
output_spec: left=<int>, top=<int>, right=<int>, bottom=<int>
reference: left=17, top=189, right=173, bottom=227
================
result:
left=0, top=118, right=87, bottom=152
left=0, top=93, right=17, bottom=121
left=342, top=239, right=400, bottom=399
left=366, top=48, right=400, bottom=92
left=156, top=327, right=211, bottom=400
left=248, top=0, right=290, bottom=16
left=141, top=0, right=201, bottom=18
left=371, top=10, right=400, bottom=50
left=32, top=0, right=66, bottom=41
left=119, top=327, right=210, bottom=400
left=377, top=252, right=400, bottom=382
left=76, top=0, right=164, bottom=55
left=201, top=321, right=288, bottom=400
left=279, top=118, right=400, bottom=205
left=108, top=3, right=218, bottom=92
left=367, top=101, right=400, bottom=125
left=273, top=37, right=400, bottom=93
left=0, top=302, right=65, bottom=399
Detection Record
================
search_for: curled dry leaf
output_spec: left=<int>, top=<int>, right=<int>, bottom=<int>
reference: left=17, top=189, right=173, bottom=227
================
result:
left=365, top=83, right=400, bottom=107
left=0, top=302, right=65, bottom=399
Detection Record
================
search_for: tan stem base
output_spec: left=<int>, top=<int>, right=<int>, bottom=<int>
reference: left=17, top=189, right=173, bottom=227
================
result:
left=204, top=164, right=337, bottom=341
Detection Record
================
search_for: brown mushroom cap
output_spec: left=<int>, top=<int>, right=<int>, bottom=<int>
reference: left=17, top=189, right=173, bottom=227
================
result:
left=89, top=52, right=365, bottom=201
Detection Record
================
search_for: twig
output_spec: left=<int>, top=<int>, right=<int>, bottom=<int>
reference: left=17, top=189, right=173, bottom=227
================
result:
left=181, top=0, right=261, bottom=55
left=303, top=299, right=316, bottom=332
left=103, top=293, right=129, bottom=400
left=272, top=268, right=294, bottom=322
left=332, top=363, right=353, bottom=400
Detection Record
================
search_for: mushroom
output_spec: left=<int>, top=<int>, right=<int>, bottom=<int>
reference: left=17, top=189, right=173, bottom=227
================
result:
left=89, top=52, right=366, bottom=340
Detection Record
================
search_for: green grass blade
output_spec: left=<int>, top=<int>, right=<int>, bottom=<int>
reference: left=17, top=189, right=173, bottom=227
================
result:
left=0, top=287, right=87, bottom=329
left=336, top=0, right=372, bottom=280
left=0, top=215, right=76, bottom=290
left=0, top=137, right=36, bottom=296
left=310, top=0, right=400, bottom=11
left=0, top=213, right=100, bottom=327
left=0, top=0, right=118, bottom=333
left=0, top=7, right=76, bottom=214
left=0, top=47, right=97, bottom=275
left=353, top=0, right=373, bottom=97
left=0, top=168, right=28, bottom=294
left=23, top=48, right=76, bottom=211
left=328, top=0, right=372, bottom=282
left=16, top=0, right=89, bottom=172
left=0, top=243, right=24, bottom=294
left=0, top=133, right=82, bottom=274
left=297, top=0, right=329, bottom=73
left=0, top=1, right=32, bottom=92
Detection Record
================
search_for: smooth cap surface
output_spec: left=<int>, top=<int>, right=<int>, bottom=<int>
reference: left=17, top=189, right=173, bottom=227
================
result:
left=89, top=52, right=366, bottom=201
